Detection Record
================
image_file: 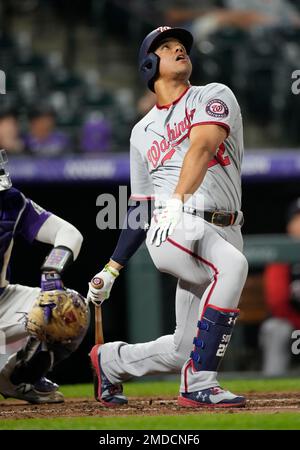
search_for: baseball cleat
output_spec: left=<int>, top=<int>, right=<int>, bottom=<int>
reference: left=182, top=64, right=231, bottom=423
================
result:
left=0, top=379, right=64, bottom=404
left=0, top=360, right=64, bottom=404
left=178, top=386, right=246, bottom=408
left=89, top=344, right=128, bottom=407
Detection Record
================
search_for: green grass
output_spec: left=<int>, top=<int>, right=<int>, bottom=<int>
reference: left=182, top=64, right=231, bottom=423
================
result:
left=1, top=413, right=300, bottom=430
left=59, top=377, right=300, bottom=399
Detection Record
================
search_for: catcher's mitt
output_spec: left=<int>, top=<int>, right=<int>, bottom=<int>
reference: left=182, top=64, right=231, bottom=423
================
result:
left=26, top=289, right=89, bottom=343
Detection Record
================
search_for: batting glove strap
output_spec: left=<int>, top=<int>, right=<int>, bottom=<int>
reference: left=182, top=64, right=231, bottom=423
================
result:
left=104, top=264, right=119, bottom=278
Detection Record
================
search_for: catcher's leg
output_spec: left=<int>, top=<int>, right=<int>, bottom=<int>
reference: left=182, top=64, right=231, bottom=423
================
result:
left=0, top=285, right=88, bottom=403
left=0, top=337, right=64, bottom=404
left=0, top=285, right=40, bottom=348
left=0, top=334, right=88, bottom=404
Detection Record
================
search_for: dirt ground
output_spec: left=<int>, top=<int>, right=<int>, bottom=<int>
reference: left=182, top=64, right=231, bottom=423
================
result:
left=1, top=392, right=300, bottom=420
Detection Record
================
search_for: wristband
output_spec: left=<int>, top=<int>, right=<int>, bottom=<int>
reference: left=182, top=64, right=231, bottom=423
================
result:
left=41, top=246, right=73, bottom=273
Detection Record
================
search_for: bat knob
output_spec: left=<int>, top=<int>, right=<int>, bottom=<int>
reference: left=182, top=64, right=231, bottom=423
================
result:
left=91, top=277, right=104, bottom=289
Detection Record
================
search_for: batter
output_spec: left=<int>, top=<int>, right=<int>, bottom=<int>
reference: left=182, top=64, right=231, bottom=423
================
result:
left=88, top=26, right=248, bottom=408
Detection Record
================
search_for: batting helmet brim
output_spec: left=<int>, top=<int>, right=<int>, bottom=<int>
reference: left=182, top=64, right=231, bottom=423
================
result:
left=148, top=28, right=193, bottom=54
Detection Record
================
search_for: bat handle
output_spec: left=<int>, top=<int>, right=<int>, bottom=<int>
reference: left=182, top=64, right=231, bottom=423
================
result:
left=91, top=277, right=105, bottom=345
left=95, top=304, right=104, bottom=345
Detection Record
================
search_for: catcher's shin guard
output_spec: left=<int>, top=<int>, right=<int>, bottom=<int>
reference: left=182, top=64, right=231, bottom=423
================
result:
left=8, top=336, right=84, bottom=386
left=10, top=338, right=52, bottom=385
left=190, top=304, right=239, bottom=372
left=0, top=354, right=64, bottom=404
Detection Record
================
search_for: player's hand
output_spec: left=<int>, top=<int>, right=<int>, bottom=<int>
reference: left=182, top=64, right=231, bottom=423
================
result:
left=87, top=264, right=119, bottom=306
left=41, top=271, right=64, bottom=291
left=150, top=198, right=183, bottom=247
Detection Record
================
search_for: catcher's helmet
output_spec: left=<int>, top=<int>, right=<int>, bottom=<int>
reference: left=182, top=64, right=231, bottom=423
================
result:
left=0, top=149, right=12, bottom=192
left=138, top=26, right=193, bottom=92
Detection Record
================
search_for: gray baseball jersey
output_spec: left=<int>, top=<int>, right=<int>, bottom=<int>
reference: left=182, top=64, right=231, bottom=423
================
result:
left=99, top=83, right=248, bottom=394
left=130, top=83, right=243, bottom=211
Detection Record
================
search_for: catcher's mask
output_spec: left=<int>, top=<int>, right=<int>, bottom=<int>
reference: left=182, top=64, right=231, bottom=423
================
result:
left=26, top=289, right=89, bottom=343
left=138, top=26, right=193, bottom=92
left=0, top=149, right=12, bottom=192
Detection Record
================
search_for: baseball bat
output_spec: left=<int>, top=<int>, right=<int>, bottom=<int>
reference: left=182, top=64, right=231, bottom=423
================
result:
left=95, top=304, right=104, bottom=345
left=91, top=277, right=105, bottom=345
left=91, top=277, right=105, bottom=401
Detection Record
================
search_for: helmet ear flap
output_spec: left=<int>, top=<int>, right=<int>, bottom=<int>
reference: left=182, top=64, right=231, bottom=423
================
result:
left=139, top=53, right=160, bottom=92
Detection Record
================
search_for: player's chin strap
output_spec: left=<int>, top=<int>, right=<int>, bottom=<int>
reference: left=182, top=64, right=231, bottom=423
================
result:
left=41, top=246, right=74, bottom=291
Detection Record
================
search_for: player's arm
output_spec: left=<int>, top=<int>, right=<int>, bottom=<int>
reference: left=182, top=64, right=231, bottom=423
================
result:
left=16, top=197, right=83, bottom=292
left=173, top=83, right=238, bottom=202
left=35, top=214, right=83, bottom=260
left=87, top=199, right=153, bottom=305
left=99, top=198, right=153, bottom=272
left=87, top=139, right=154, bottom=305
left=35, top=214, right=83, bottom=291
left=150, top=124, right=227, bottom=246
left=174, top=123, right=227, bottom=201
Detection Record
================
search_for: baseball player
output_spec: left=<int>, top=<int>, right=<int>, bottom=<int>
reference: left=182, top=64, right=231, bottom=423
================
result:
left=0, top=149, right=89, bottom=404
left=88, top=26, right=248, bottom=408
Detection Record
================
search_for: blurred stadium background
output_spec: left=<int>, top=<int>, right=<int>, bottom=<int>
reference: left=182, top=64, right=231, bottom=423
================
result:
left=1, top=0, right=300, bottom=384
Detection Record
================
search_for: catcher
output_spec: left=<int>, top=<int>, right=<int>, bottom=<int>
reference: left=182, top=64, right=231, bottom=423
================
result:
left=0, top=149, right=89, bottom=404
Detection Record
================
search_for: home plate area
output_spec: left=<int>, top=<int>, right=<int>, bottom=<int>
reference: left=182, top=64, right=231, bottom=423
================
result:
left=1, top=392, right=300, bottom=419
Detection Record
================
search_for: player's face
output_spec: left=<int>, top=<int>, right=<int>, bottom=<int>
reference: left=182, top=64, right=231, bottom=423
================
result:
left=154, top=38, right=192, bottom=82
